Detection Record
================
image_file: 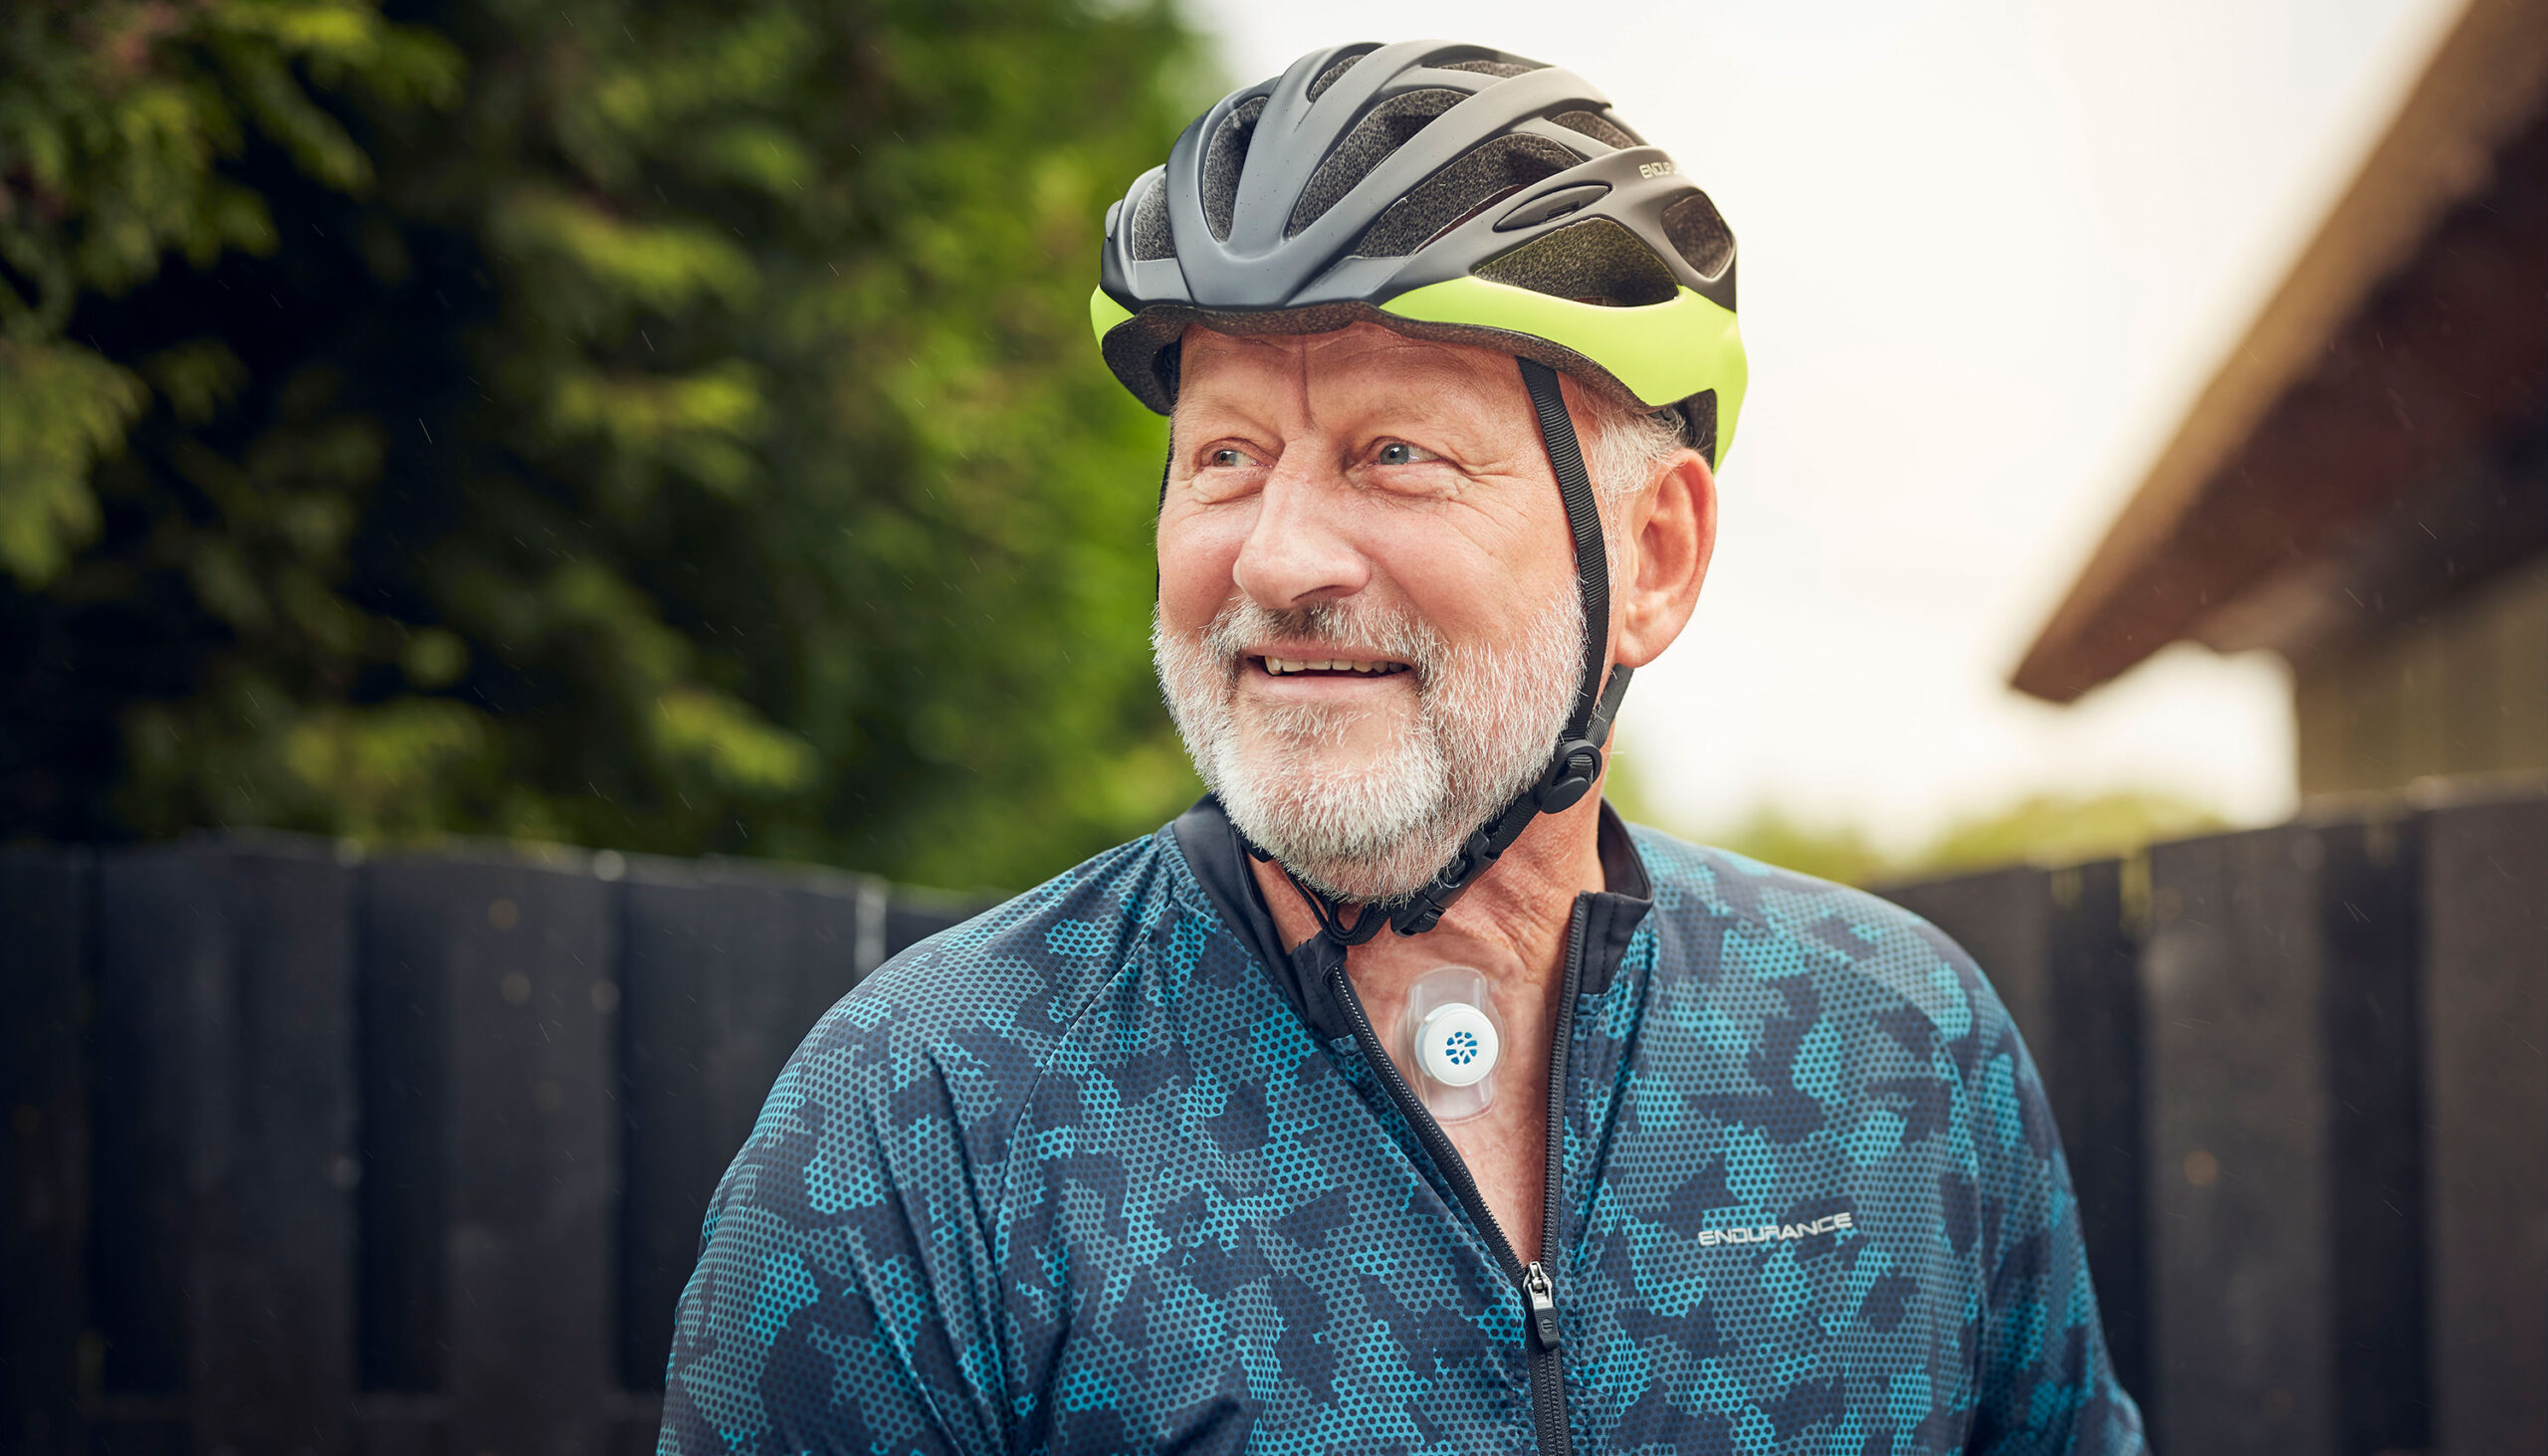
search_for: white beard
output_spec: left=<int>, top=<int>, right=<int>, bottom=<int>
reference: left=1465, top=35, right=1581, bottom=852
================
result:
left=1153, top=585, right=1585, bottom=906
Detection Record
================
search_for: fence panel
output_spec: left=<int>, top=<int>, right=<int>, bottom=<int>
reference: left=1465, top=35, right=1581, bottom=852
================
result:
left=2314, top=814, right=2430, bottom=1456
left=89, top=851, right=219, bottom=1454
left=193, top=843, right=361, bottom=1456
left=2422, top=794, right=2548, bottom=1455
left=356, top=854, right=451, bottom=1418
left=371, top=853, right=624, bottom=1456
left=619, top=859, right=870, bottom=1394
left=1, top=849, right=89, bottom=1456
left=2141, top=827, right=2338, bottom=1456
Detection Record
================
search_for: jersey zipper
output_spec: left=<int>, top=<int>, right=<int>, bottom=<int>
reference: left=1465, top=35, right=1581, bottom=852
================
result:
left=1328, top=901, right=1591, bottom=1456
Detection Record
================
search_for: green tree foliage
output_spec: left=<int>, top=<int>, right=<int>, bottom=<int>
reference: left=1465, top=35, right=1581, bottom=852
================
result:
left=2, top=0, right=1205, bottom=889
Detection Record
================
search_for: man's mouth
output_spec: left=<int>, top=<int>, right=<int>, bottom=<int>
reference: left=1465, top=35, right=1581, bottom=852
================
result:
left=1250, top=654, right=1412, bottom=678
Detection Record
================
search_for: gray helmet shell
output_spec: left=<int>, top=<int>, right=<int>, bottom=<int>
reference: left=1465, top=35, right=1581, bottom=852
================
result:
left=1097, top=40, right=1738, bottom=448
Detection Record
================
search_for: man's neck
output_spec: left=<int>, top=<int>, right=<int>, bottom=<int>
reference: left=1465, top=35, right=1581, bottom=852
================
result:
left=1248, top=776, right=1609, bottom=1002
left=1246, top=779, right=1612, bottom=1260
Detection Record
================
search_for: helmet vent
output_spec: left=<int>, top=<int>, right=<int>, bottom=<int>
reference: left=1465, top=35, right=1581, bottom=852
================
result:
left=1202, top=96, right=1268, bottom=242
left=1129, top=177, right=1175, bottom=260
left=1434, top=58, right=1538, bottom=79
left=1474, top=217, right=1677, bottom=308
left=1354, top=134, right=1581, bottom=258
left=1306, top=51, right=1370, bottom=102
left=1550, top=109, right=1639, bottom=150
left=1661, top=189, right=1734, bottom=278
left=1286, top=89, right=1468, bottom=238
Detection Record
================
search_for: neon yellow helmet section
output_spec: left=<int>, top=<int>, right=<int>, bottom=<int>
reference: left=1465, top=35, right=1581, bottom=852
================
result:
left=1380, top=278, right=1747, bottom=464
left=1088, top=280, right=1748, bottom=465
left=1090, top=289, right=1134, bottom=342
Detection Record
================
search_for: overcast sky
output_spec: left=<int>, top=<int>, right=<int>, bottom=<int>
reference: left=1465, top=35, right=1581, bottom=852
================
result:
left=1184, top=0, right=2459, bottom=847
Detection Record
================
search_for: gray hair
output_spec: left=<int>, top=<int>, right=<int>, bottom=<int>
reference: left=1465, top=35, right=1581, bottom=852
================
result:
left=1578, top=400, right=1694, bottom=591
left=1582, top=401, right=1692, bottom=506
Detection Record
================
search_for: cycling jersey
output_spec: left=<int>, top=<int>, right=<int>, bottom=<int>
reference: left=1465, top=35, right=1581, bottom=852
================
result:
left=657, top=797, right=2146, bottom=1454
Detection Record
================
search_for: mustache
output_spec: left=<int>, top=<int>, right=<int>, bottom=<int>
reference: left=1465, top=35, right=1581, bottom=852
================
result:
left=1199, top=599, right=1447, bottom=680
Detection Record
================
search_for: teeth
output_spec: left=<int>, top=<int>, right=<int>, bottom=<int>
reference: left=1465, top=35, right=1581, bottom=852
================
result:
left=1263, top=656, right=1406, bottom=676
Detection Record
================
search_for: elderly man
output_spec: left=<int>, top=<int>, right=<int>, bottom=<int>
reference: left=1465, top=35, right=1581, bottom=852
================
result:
left=660, top=40, right=2145, bottom=1456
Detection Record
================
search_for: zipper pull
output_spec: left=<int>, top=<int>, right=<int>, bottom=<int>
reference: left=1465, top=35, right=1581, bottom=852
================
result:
left=1523, top=1261, right=1563, bottom=1351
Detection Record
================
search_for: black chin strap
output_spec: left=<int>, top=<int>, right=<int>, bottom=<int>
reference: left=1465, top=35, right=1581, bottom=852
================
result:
left=1275, top=356, right=1632, bottom=944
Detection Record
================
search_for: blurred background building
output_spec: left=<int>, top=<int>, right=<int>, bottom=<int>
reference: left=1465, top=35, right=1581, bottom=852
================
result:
left=2014, top=0, right=2548, bottom=803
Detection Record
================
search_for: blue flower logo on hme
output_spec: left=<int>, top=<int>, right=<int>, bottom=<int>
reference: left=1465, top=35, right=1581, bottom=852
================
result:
left=1444, top=1029, right=1480, bottom=1066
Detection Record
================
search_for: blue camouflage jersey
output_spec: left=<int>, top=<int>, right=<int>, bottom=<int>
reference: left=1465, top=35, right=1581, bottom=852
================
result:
left=658, top=798, right=2145, bottom=1455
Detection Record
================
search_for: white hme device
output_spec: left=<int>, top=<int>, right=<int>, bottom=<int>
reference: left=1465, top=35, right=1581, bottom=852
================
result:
left=1400, top=964, right=1505, bottom=1123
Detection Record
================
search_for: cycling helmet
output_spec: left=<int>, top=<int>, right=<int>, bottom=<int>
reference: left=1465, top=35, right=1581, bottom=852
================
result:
left=1092, top=39, right=1746, bottom=463
left=1094, top=40, right=1749, bottom=940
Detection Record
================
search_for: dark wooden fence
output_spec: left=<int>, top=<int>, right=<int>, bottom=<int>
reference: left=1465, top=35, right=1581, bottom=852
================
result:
left=3, top=788, right=2543, bottom=1455
left=0, top=836, right=976, bottom=1456
left=1883, top=784, right=2546, bottom=1456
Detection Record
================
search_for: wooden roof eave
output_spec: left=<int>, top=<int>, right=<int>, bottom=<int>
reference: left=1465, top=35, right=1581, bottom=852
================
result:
left=2011, top=0, right=2548, bottom=704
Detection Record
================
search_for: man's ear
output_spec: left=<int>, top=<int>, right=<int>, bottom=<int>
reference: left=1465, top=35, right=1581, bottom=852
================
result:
left=1613, top=447, right=1718, bottom=670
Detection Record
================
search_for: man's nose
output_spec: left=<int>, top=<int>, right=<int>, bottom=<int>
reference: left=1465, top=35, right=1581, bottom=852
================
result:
left=1230, top=462, right=1370, bottom=610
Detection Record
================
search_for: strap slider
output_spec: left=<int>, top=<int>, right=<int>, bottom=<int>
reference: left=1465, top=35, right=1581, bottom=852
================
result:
left=1536, top=739, right=1604, bottom=815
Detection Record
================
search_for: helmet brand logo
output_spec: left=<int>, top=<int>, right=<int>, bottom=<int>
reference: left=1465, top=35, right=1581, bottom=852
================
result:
left=1637, top=160, right=1675, bottom=179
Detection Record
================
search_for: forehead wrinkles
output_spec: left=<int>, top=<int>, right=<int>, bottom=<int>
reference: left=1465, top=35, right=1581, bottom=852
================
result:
left=1175, top=331, right=1313, bottom=431
left=1297, top=332, right=1517, bottom=422
left=1176, top=326, right=1526, bottom=437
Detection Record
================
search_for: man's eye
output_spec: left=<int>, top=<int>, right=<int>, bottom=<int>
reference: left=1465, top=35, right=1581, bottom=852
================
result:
left=1374, top=441, right=1433, bottom=466
left=1208, top=447, right=1261, bottom=469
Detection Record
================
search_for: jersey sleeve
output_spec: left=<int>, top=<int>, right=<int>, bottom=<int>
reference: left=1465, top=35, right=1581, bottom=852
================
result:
left=655, top=1005, right=1012, bottom=1456
left=1955, top=945, right=2148, bottom=1456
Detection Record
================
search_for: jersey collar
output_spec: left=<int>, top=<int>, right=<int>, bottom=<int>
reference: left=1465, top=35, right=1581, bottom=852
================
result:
left=1168, top=795, right=1653, bottom=1046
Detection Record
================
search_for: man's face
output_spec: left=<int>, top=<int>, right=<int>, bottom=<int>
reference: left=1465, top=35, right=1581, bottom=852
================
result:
left=1153, top=322, right=1595, bottom=905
